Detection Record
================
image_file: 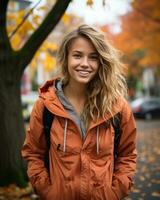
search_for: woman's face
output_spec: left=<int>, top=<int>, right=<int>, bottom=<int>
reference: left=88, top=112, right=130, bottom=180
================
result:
left=67, top=37, right=99, bottom=86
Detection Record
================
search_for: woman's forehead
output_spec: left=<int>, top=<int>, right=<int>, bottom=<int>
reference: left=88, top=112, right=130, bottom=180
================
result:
left=68, top=37, right=97, bottom=53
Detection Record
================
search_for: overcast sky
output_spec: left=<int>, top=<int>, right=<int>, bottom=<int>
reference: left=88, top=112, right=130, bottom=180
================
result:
left=66, top=0, right=131, bottom=32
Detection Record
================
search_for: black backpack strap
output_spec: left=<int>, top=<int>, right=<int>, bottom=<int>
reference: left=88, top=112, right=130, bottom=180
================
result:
left=43, top=106, right=54, bottom=170
left=111, top=112, right=122, bottom=160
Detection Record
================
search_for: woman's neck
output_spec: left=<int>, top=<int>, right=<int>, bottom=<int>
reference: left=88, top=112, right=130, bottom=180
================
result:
left=63, top=82, right=87, bottom=100
left=63, top=82, right=87, bottom=116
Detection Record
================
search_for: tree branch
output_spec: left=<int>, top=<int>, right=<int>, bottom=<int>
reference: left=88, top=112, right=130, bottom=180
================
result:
left=9, top=0, right=42, bottom=39
left=18, top=0, right=72, bottom=72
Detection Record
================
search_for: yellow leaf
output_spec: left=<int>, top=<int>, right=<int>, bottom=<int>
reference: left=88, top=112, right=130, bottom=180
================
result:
left=15, top=17, right=22, bottom=25
left=40, top=41, right=57, bottom=52
left=18, top=9, right=25, bottom=18
left=10, top=34, right=22, bottom=49
left=152, top=191, right=160, bottom=197
left=6, top=25, right=14, bottom=35
left=36, top=6, right=46, bottom=11
left=132, top=188, right=141, bottom=193
left=87, top=0, right=94, bottom=6
left=43, top=53, right=56, bottom=71
left=62, top=14, right=70, bottom=25
left=139, top=176, right=145, bottom=181
left=32, top=15, right=41, bottom=26
left=18, top=21, right=35, bottom=34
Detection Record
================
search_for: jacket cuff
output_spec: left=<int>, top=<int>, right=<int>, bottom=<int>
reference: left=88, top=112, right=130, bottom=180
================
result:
left=112, top=174, right=133, bottom=199
left=34, top=179, right=51, bottom=200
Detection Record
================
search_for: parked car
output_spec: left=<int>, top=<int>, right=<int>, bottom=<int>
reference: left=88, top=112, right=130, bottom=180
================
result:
left=21, top=92, right=38, bottom=122
left=130, top=96, right=160, bottom=120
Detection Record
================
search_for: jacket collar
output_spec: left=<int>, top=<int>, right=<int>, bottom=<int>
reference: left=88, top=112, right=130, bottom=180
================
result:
left=39, top=78, right=124, bottom=128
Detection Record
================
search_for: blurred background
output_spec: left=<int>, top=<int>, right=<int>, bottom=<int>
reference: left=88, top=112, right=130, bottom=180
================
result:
left=0, top=0, right=160, bottom=199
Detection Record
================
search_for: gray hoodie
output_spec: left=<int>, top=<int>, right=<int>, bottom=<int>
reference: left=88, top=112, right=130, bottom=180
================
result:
left=55, top=80, right=86, bottom=139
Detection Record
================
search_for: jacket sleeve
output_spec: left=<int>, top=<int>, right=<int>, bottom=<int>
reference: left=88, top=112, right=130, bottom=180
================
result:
left=111, top=100, right=137, bottom=199
left=21, top=98, right=52, bottom=198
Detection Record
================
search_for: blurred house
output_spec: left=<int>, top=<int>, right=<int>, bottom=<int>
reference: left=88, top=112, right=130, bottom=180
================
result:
left=142, top=67, right=160, bottom=97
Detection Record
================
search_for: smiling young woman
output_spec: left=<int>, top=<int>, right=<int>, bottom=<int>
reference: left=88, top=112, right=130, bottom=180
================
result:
left=22, top=24, right=137, bottom=200
left=63, top=36, right=99, bottom=117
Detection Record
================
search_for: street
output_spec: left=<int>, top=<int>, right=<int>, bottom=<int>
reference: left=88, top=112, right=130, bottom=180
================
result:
left=136, top=119, right=160, bottom=131
left=126, top=119, right=160, bottom=200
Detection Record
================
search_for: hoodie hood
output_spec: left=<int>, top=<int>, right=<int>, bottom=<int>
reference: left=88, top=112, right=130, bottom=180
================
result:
left=38, top=78, right=70, bottom=119
left=39, top=79, right=57, bottom=99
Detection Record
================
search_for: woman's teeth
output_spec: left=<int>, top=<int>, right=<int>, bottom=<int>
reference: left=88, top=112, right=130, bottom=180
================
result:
left=77, top=70, right=91, bottom=75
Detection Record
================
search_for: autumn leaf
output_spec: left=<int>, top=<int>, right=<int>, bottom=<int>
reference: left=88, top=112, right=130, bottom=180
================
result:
left=62, top=13, right=70, bottom=25
left=87, top=0, right=94, bottom=6
left=151, top=191, right=160, bottom=197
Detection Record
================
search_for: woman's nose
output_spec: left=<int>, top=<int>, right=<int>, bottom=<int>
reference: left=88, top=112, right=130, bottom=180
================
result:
left=81, top=57, right=89, bottom=66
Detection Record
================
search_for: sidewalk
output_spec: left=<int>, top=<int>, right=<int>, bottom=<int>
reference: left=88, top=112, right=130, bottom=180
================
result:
left=126, top=128, right=160, bottom=200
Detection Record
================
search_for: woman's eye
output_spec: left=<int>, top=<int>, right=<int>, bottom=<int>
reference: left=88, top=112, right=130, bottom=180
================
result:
left=90, top=56, right=98, bottom=61
left=73, top=54, right=81, bottom=58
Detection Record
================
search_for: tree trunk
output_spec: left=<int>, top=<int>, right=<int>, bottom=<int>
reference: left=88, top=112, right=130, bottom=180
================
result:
left=0, top=62, right=27, bottom=187
left=0, top=0, right=72, bottom=187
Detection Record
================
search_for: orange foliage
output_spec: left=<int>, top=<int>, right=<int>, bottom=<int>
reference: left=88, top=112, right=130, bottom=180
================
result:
left=111, top=0, right=160, bottom=70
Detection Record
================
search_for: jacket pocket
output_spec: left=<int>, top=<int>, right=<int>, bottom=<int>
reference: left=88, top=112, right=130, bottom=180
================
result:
left=91, top=183, right=117, bottom=200
left=34, top=183, right=52, bottom=200
left=63, top=179, right=80, bottom=200
left=35, top=179, right=64, bottom=200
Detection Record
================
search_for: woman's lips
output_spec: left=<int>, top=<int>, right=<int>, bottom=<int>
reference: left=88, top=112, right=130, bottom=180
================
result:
left=76, top=70, right=91, bottom=77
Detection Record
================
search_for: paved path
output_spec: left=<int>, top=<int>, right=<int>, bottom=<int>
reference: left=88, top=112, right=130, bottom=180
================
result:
left=125, top=119, right=160, bottom=200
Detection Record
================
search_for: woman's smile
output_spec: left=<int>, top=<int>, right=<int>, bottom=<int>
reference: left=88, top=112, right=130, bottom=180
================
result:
left=75, top=69, right=92, bottom=77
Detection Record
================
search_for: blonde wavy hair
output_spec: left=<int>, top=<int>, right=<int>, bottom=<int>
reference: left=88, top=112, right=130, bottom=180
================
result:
left=57, top=24, right=127, bottom=126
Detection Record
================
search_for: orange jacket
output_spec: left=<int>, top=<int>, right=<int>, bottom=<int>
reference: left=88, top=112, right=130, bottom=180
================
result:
left=22, top=80, right=137, bottom=200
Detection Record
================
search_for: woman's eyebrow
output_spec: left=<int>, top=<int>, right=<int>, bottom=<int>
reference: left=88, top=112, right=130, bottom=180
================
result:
left=72, top=50, right=98, bottom=54
left=90, top=52, right=98, bottom=56
left=72, top=50, right=82, bottom=54
left=91, top=52, right=98, bottom=54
